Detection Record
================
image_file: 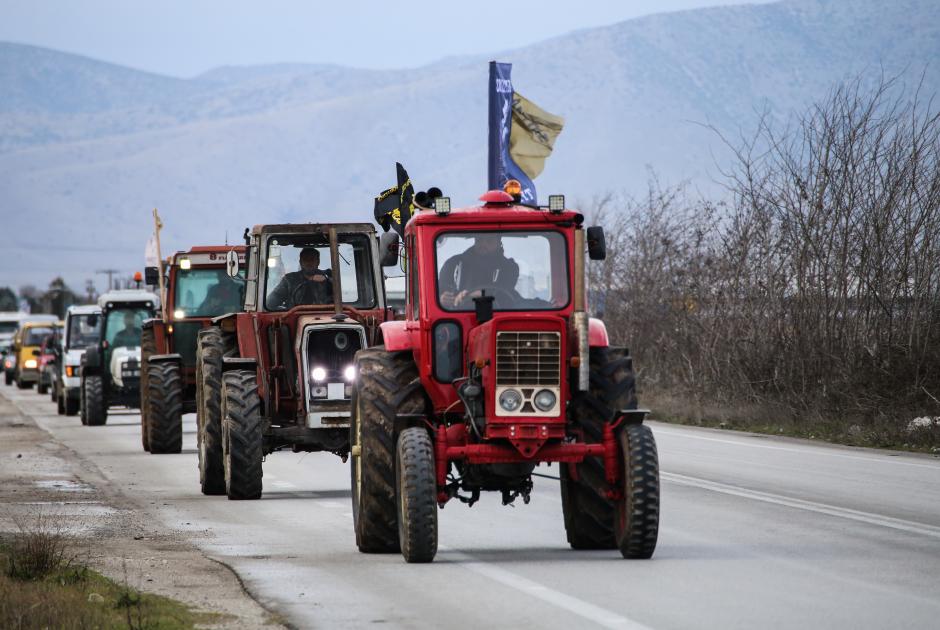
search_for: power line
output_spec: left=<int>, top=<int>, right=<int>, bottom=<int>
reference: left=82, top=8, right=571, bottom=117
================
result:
left=96, top=269, right=120, bottom=291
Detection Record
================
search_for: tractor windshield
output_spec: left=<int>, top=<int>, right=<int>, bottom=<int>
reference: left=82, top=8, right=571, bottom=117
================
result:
left=264, top=233, right=377, bottom=311
left=436, top=230, right=569, bottom=311
left=174, top=268, right=246, bottom=318
left=67, top=314, right=99, bottom=350
left=105, top=308, right=149, bottom=349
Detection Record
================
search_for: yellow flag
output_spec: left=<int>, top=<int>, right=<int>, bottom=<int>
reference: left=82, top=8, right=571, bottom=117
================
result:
left=510, top=92, right=565, bottom=180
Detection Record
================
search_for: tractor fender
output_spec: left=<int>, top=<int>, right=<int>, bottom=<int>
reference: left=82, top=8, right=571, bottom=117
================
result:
left=222, top=356, right=256, bottom=374
left=148, top=353, right=181, bottom=364
left=380, top=320, right=412, bottom=352
left=588, top=317, right=610, bottom=347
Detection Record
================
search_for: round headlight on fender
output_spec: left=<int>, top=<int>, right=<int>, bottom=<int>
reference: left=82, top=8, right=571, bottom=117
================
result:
left=533, top=389, right=557, bottom=412
left=498, top=389, right=523, bottom=412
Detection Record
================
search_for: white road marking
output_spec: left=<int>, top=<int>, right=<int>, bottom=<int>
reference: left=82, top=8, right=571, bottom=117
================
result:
left=441, top=547, right=653, bottom=630
left=269, top=481, right=296, bottom=489
left=662, top=472, right=940, bottom=539
left=652, top=425, right=940, bottom=470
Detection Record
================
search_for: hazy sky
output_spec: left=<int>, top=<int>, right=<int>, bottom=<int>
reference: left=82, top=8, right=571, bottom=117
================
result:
left=0, top=0, right=774, bottom=77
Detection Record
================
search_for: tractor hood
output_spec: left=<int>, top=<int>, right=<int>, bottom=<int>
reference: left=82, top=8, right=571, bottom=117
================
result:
left=110, top=346, right=141, bottom=388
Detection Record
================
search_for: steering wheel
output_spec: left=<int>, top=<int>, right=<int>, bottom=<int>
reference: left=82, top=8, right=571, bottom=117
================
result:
left=456, top=286, right=516, bottom=308
left=290, top=280, right=329, bottom=308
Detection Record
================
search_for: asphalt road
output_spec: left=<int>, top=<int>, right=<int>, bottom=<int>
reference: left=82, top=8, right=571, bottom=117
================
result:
left=4, top=383, right=940, bottom=629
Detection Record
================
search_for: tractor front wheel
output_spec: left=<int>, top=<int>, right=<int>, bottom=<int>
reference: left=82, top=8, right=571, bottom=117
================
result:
left=396, top=427, right=437, bottom=563
left=196, top=328, right=229, bottom=495
left=147, top=362, right=183, bottom=454
left=614, top=423, right=660, bottom=559
left=221, top=369, right=263, bottom=500
left=140, top=327, right=157, bottom=452
left=351, top=347, right=425, bottom=554
left=83, top=375, right=107, bottom=426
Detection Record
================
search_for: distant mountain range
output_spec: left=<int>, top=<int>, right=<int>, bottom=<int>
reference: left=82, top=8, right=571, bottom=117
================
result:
left=0, top=0, right=937, bottom=290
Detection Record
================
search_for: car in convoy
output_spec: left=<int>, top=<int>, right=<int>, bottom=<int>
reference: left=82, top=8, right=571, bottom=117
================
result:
left=140, top=245, right=246, bottom=453
left=10, top=317, right=60, bottom=389
left=54, top=304, right=101, bottom=416
left=36, top=324, right=64, bottom=395
left=79, top=290, right=158, bottom=425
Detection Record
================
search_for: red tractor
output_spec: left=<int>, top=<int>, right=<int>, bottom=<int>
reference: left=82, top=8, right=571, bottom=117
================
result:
left=141, top=246, right=247, bottom=454
left=195, top=223, right=392, bottom=499
left=351, top=191, right=659, bottom=562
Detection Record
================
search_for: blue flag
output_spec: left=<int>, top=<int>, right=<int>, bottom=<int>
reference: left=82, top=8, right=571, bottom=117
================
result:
left=487, top=62, right=538, bottom=204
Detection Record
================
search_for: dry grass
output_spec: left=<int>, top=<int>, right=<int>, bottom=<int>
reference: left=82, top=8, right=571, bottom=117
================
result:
left=0, top=512, right=216, bottom=629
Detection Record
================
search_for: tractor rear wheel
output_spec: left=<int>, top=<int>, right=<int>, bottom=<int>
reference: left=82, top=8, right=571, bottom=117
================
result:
left=64, top=394, right=79, bottom=416
left=615, top=423, right=660, bottom=558
left=396, top=427, right=437, bottom=563
left=147, top=361, right=183, bottom=454
left=140, top=327, right=156, bottom=451
left=196, top=328, right=229, bottom=495
left=221, top=369, right=263, bottom=500
left=561, top=346, right=636, bottom=549
left=351, top=347, right=425, bottom=553
left=83, top=375, right=107, bottom=426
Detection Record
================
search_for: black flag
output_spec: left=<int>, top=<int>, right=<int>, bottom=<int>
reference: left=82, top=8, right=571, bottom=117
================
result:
left=373, top=162, right=415, bottom=236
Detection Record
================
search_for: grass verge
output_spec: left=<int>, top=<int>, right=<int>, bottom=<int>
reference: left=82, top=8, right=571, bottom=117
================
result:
left=1, top=515, right=224, bottom=630
left=644, top=390, right=940, bottom=454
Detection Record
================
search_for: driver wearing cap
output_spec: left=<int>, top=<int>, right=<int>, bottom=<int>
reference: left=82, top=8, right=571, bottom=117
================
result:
left=439, top=235, right=519, bottom=308
left=268, top=247, right=333, bottom=309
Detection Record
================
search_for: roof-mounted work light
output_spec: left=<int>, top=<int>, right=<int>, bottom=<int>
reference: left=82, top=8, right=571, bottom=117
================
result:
left=435, top=197, right=451, bottom=216
left=548, top=195, right=565, bottom=214
left=179, top=257, right=191, bottom=270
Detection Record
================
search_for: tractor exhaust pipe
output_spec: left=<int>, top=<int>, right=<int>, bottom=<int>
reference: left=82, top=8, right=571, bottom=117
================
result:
left=573, top=229, right=589, bottom=391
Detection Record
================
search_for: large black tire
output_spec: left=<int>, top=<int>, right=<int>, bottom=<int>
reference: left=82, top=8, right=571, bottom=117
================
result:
left=351, top=347, right=425, bottom=553
left=57, top=388, right=65, bottom=414
left=196, top=328, right=229, bottom=495
left=221, top=369, right=263, bottom=500
left=49, top=379, right=57, bottom=402
left=396, top=427, right=438, bottom=563
left=37, top=379, right=48, bottom=395
left=4, top=370, right=12, bottom=386
left=560, top=347, right=637, bottom=549
left=147, top=361, right=183, bottom=454
left=64, top=394, right=79, bottom=416
left=140, top=327, right=157, bottom=452
left=82, top=375, right=107, bottom=426
left=614, top=423, right=660, bottom=559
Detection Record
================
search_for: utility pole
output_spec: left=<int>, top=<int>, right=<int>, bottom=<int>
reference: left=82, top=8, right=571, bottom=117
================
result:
left=96, top=269, right=119, bottom=291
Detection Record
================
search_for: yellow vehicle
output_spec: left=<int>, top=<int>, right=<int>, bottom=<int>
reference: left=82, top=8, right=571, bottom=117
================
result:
left=11, top=319, right=59, bottom=389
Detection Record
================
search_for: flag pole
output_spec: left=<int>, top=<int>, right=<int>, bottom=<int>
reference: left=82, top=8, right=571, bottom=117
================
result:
left=152, top=208, right=166, bottom=322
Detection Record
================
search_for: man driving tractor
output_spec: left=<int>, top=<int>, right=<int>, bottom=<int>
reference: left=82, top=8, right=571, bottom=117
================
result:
left=439, top=234, right=520, bottom=308
left=267, top=247, right=334, bottom=309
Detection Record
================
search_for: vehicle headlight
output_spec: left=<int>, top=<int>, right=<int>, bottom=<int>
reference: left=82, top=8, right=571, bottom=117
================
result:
left=498, top=389, right=523, bottom=412
left=344, top=365, right=356, bottom=381
left=533, top=389, right=557, bottom=412
left=174, top=309, right=186, bottom=320
left=311, top=366, right=326, bottom=382
left=24, top=359, right=38, bottom=369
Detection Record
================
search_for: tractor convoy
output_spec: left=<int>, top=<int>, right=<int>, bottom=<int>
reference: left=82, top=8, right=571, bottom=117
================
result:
left=4, top=187, right=660, bottom=564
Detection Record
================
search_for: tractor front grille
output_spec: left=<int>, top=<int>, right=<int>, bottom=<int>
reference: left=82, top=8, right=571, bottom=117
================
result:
left=495, top=331, right=561, bottom=386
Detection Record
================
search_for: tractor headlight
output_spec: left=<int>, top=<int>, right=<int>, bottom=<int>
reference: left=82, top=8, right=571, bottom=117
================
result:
left=344, top=365, right=356, bottom=381
left=498, top=389, right=523, bottom=413
left=174, top=309, right=186, bottom=320
left=311, top=366, right=326, bottom=382
left=533, top=389, right=557, bottom=412
left=24, top=359, right=38, bottom=369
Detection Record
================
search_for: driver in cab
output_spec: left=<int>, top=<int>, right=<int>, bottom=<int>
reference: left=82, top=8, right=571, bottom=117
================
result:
left=268, top=247, right=334, bottom=309
left=111, top=312, right=142, bottom=348
left=440, top=234, right=519, bottom=308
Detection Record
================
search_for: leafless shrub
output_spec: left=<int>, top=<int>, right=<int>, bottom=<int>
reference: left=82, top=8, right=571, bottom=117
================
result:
left=6, top=512, right=76, bottom=581
left=593, top=73, right=940, bottom=438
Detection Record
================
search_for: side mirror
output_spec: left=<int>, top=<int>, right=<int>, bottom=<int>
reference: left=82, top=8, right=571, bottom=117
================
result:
left=87, top=314, right=99, bottom=328
left=225, top=249, right=240, bottom=278
left=378, top=231, right=400, bottom=267
left=586, top=226, right=606, bottom=261
left=145, top=266, right=160, bottom=286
